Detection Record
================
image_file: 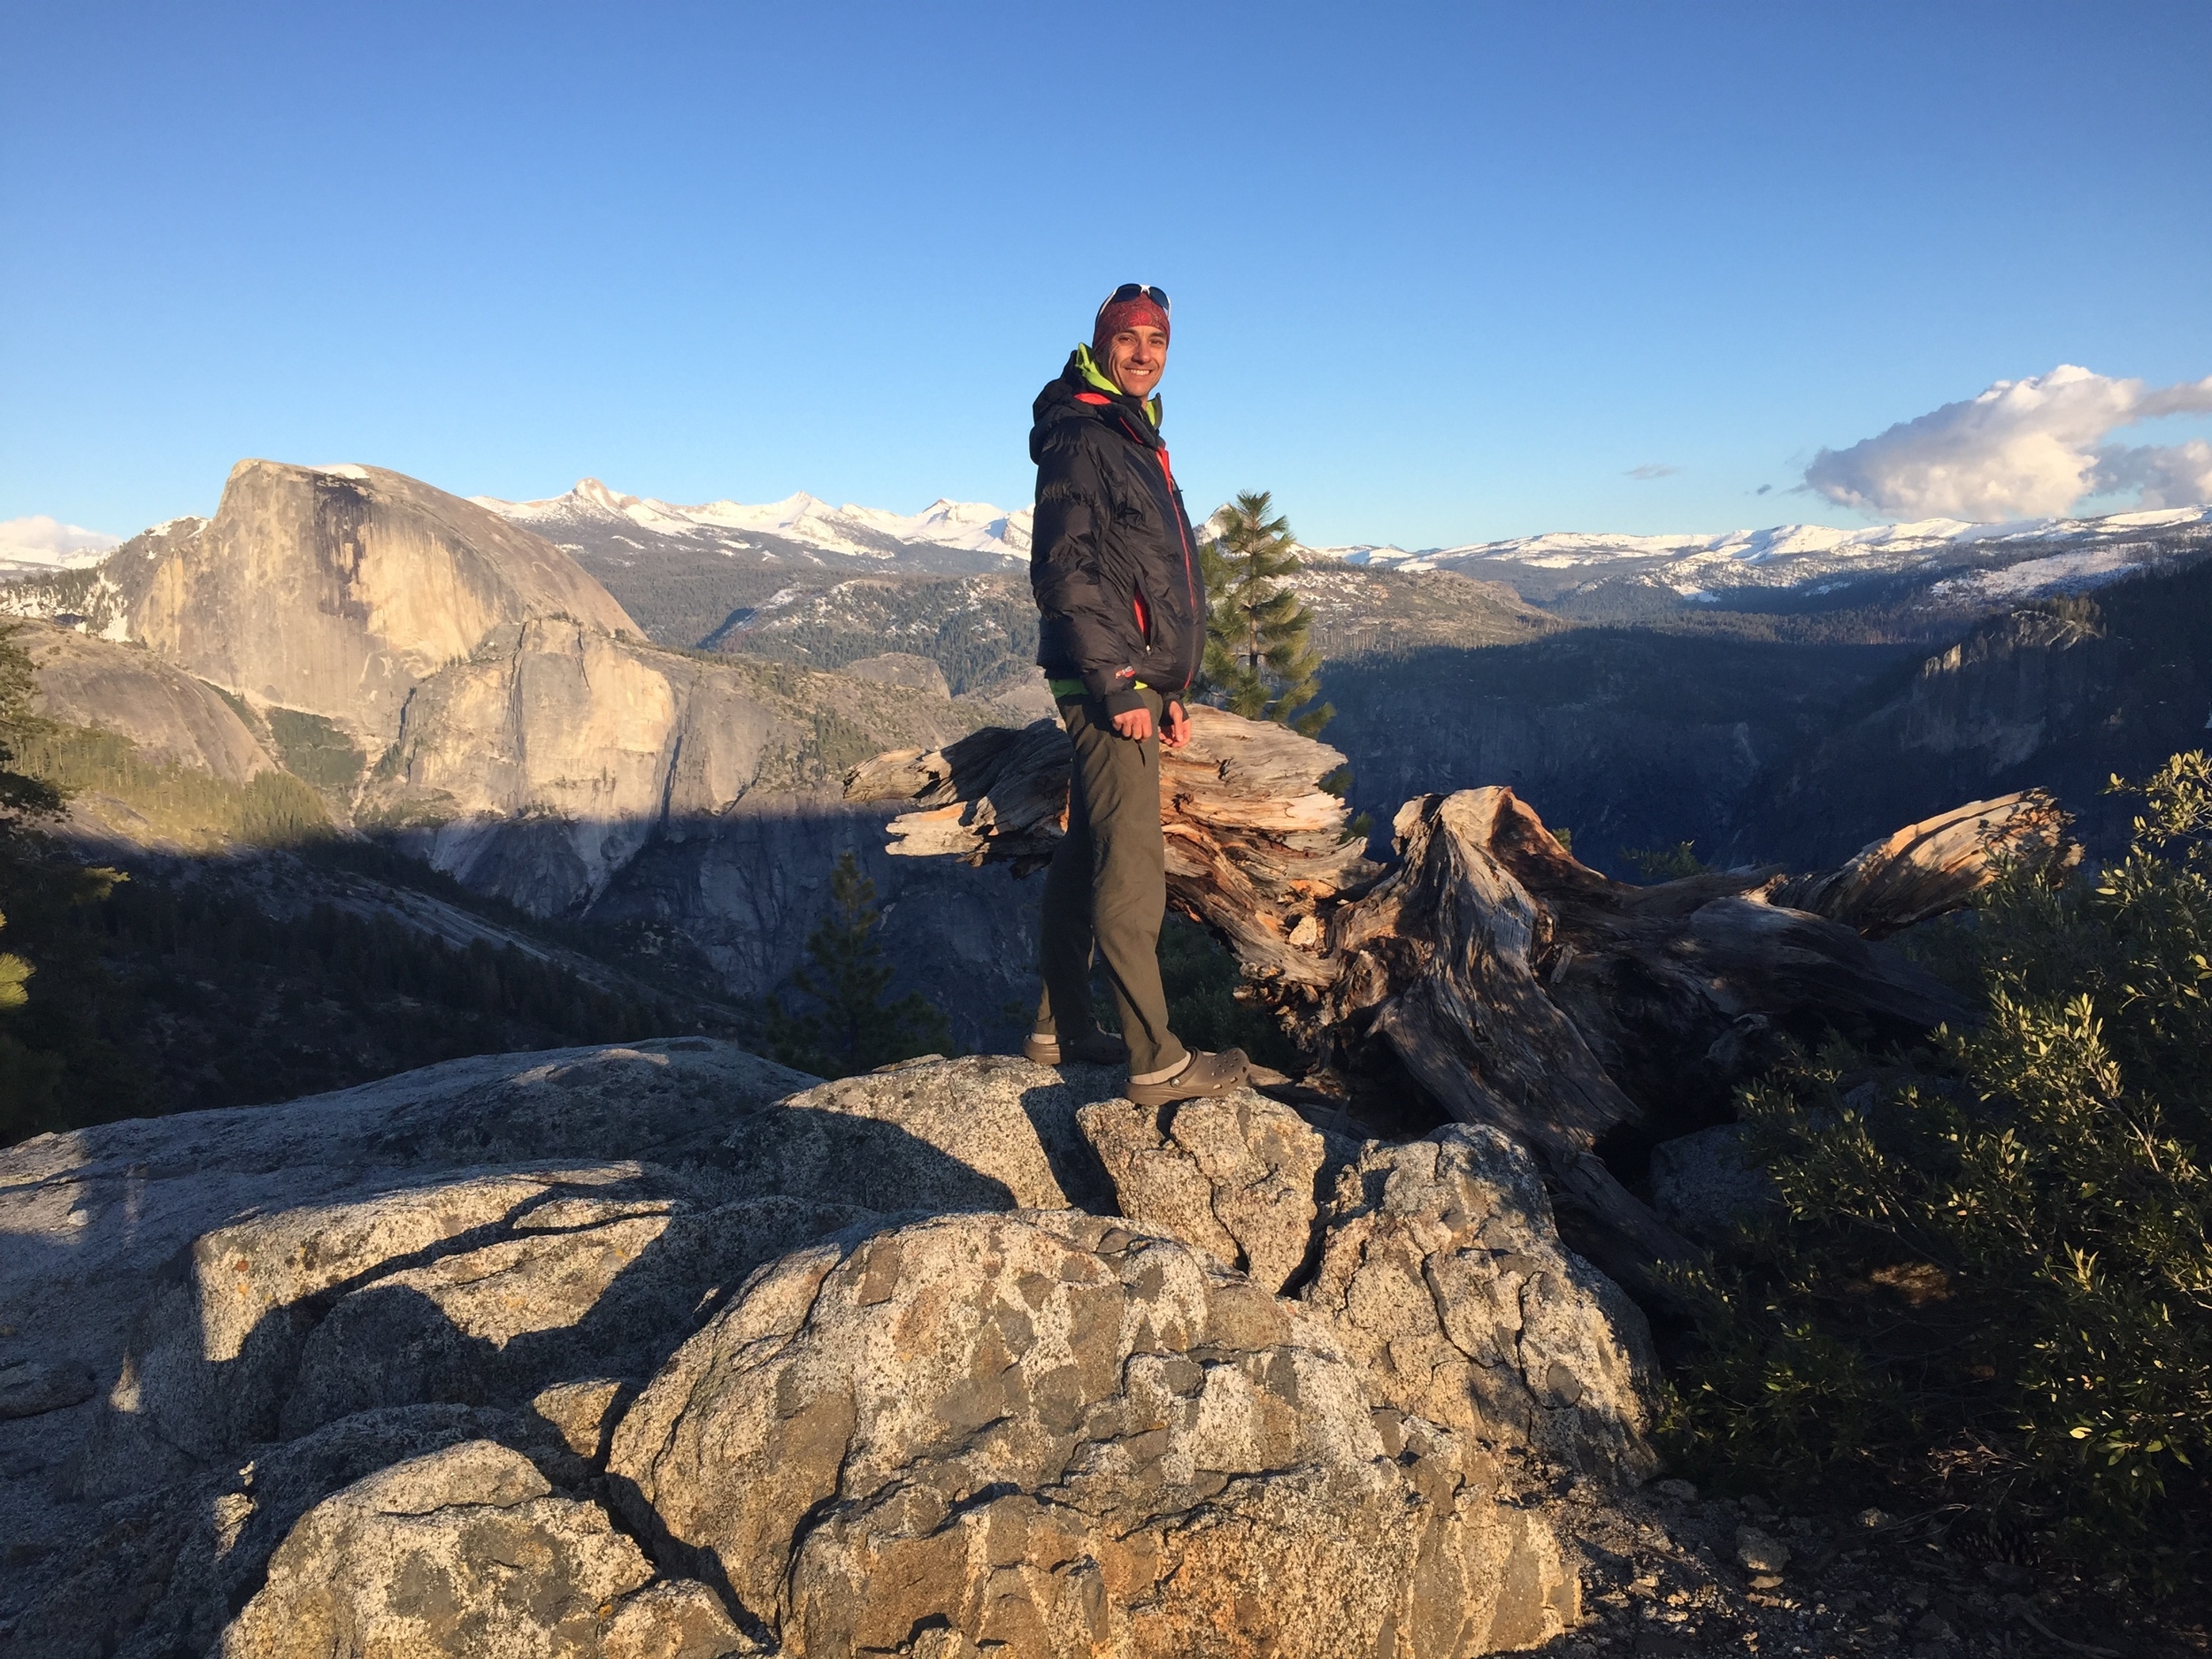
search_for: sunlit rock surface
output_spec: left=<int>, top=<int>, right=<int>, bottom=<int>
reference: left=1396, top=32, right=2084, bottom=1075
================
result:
left=609, top=1209, right=1576, bottom=1657
left=21, top=617, right=276, bottom=782
left=1301, top=1126, right=1662, bottom=1482
left=128, top=460, right=635, bottom=745
left=1, top=1049, right=1653, bottom=1655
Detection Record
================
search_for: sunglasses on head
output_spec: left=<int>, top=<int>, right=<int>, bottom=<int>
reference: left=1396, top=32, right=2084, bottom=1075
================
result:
left=1103, top=282, right=1170, bottom=314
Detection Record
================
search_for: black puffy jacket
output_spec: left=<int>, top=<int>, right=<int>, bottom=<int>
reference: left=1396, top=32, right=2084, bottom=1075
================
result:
left=1029, top=350, right=1205, bottom=712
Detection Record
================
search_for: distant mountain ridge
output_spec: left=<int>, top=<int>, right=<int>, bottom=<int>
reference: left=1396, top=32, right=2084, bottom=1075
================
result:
left=475, top=478, right=1032, bottom=572
left=0, top=514, right=121, bottom=580
left=29, top=477, right=2211, bottom=610
left=480, top=480, right=2205, bottom=651
left=1309, top=503, right=2212, bottom=608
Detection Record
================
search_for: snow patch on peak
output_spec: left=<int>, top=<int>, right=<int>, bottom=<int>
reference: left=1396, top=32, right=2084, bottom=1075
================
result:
left=1301, top=503, right=2212, bottom=598
left=572, top=477, right=640, bottom=512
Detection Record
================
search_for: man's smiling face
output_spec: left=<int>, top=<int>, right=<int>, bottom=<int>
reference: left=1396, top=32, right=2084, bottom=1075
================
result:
left=1104, top=326, right=1168, bottom=399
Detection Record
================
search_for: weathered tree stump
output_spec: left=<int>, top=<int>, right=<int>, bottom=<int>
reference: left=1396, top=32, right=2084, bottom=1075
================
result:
left=849, top=706, right=2073, bottom=1287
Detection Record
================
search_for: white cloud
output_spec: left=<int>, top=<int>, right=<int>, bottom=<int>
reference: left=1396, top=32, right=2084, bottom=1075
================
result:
left=1805, top=365, right=2212, bottom=521
left=0, top=514, right=120, bottom=564
left=2093, top=437, right=2212, bottom=511
left=1625, top=463, right=1679, bottom=480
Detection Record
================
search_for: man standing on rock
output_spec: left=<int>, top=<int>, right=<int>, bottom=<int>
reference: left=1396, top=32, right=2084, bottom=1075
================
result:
left=1023, top=283, right=1248, bottom=1107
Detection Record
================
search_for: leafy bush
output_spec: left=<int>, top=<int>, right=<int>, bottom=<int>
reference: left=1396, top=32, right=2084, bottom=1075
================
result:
left=1664, top=751, right=2212, bottom=1592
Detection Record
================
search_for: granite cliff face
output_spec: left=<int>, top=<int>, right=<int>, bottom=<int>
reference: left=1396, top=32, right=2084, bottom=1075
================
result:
left=1894, top=607, right=2112, bottom=768
left=360, top=616, right=781, bottom=911
left=12, top=459, right=1044, bottom=1047
left=1749, top=569, right=2212, bottom=862
left=19, top=619, right=273, bottom=783
left=127, top=460, right=637, bottom=744
left=357, top=611, right=1018, bottom=923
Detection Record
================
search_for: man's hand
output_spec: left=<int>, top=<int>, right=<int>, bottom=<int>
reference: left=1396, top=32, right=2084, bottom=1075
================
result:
left=1162, top=700, right=1192, bottom=749
left=1110, top=706, right=1154, bottom=741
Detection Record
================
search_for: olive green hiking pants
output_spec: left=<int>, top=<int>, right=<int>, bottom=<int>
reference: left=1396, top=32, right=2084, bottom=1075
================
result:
left=1033, top=688, right=1188, bottom=1082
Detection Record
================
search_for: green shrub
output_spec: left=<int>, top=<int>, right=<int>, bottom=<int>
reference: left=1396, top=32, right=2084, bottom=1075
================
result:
left=265, top=707, right=365, bottom=793
left=1664, top=751, right=2212, bottom=1592
left=1624, top=839, right=1708, bottom=879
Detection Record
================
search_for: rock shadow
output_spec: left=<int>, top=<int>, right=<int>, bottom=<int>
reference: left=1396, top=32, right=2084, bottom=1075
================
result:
left=1014, top=1071, right=1118, bottom=1214
left=719, top=1102, right=1024, bottom=1215
left=21, top=1141, right=937, bottom=1652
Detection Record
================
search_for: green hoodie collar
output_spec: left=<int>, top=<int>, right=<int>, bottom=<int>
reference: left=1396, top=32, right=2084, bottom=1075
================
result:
left=1073, top=344, right=1162, bottom=430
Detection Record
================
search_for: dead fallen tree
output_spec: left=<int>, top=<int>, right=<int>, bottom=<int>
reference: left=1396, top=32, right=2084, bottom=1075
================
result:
left=848, top=707, right=2074, bottom=1285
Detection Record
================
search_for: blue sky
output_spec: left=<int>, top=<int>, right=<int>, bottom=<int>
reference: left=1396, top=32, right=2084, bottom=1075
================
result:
left=4, top=1, right=2210, bottom=548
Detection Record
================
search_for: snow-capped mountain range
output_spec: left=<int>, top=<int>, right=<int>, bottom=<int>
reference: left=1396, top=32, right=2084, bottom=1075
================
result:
left=474, top=478, right=1032, bottom=572
left=14, top=469, right=2211, bottom=614
left=480, top=478, right=2212, bottom=609
left=1306, top=505, right=2212, bottom=605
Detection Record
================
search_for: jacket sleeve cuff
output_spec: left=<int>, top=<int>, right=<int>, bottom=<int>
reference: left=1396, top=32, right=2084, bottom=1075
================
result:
left=1101, top=687, right=1148, bottom=718
left=1081, top=665, right=1138, bottom=700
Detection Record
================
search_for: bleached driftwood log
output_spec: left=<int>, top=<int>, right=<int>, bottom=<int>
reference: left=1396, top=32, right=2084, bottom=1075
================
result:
left=848, top=707, right=2073, bottom=1286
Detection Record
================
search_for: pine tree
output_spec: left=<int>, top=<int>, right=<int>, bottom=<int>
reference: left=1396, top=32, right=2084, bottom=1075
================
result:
left=1199, top=490, right=1333, bottom=736
left=764, top=851, right=952, bottom=1079
left=0, top=624, right=61, bottom=822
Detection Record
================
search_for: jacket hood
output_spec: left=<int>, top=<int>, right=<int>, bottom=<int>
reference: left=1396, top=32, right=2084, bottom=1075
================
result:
left=1029, top=348, right=1162, bottom=465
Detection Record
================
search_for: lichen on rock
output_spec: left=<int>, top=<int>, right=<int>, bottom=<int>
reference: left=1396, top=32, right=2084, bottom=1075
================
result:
left=219, top=1440, right=755, bottom=1659
left=1300, top=1125, right=1661, bottom=1481
left=607, top=1208, right=1578, bottom=1657
left=1075, top=1085, right=1331, bottom=1294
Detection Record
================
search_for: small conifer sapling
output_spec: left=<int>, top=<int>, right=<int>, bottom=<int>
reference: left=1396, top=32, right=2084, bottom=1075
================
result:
left=1199, top=490, right=1333, bottom=736
left=764, top=851, right=951, bottom=1079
